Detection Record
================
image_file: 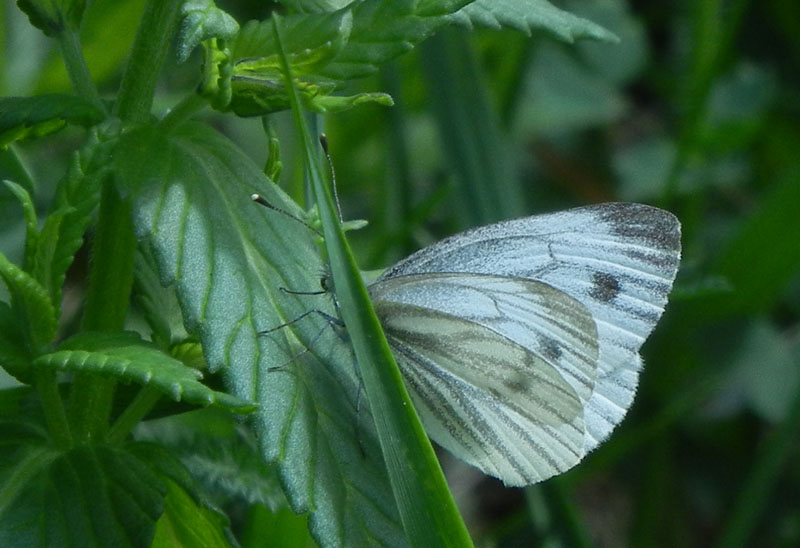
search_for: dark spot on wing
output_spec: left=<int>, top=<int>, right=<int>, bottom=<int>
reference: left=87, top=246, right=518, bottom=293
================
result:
left=503, top=372, right=531, bottom=395
left=590, top=272, right=621, bottom=302
left=539, top=336, right=563, bottom=363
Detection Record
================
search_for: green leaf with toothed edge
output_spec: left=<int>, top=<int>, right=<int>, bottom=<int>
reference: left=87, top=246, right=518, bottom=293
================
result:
left=0, top=439, right=164, bottom=548
left=449, top=0, right=618, bottom=43
left=0, top=94, right=104, bottom=148
left=111, top=121, right=406, bottom=548
left=34, top=331, right=255, bottom=413
left=0, top=424, right=229, bottom=548
left=221, top=1, right=614, bottom=115
left=0, top=250, right=58, bottom=356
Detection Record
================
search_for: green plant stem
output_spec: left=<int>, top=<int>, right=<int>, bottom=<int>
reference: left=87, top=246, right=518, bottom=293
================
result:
left=107, top=386, right=162, bottom=444
left=35, top=370, right=71, bottom=449
left=70, top=182, right=136, bottom=442
left=83, top=182, right=136, bottom=331
left=114, top=0, right=183, bottom=122
left=57, top=28, right=104, bottom=111
left=157, top=93, right=208, bottom=133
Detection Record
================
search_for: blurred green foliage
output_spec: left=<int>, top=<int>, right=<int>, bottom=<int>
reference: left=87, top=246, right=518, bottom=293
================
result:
left=1, top=0, right=799, bottom=547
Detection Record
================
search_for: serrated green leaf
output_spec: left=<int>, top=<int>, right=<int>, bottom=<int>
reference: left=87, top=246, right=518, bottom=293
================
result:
left=178, top=0, right=239, bottom=62
left=0, top=418, right=52, bottom=512
left=136, top=409, right=288, bottom=510
left=34, top=331, right=256, bottom=413
left=2, top=179, right=39, bottom=272
left=225, top=9, right=353, bottom=115
left=0, top=250, right=58, bottom=354
left=317, top=0, right=467, bottom=81
left=224, top=0, right=477, bottom=113
left=152, top=477, right=234, bottom=548
left=0, top=442, right=165, bottom=548
left=125, top=441, right=211, bottom=505
left=414, top=0, right=477, bottom=17
left=281, top=0, right=356, bottom=10
left=449, top=0, right=617, bottom=42
left=133, top=246, right=190, bottom=349
left=124, top=440, right=235, bottom=548
left=232, top=9, right=353, bottom=72
left=31, top=131, right=107, bottom=317
left=0, top=94, right=104, bottom=148
left=111, top=122, right=406, bottom=547
left=15, top=0, right=63, bottom=36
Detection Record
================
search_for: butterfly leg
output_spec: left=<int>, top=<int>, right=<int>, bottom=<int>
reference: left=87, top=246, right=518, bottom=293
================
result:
left=264, top=322, right=330, bottom=372
left=259, top=309, right=343, bottom=371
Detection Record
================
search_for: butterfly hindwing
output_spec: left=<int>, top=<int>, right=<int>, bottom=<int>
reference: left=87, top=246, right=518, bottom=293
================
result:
left=371, top=273, right=600, bottom=485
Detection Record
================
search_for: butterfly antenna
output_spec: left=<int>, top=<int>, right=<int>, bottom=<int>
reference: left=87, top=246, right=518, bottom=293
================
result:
left=319, top=134, right=343, bottom=224
left=251, top=193, right=322, bottom=237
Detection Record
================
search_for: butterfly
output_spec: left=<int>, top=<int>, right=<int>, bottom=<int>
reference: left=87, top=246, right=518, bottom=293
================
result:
left=367, top=203, right=681, bottom=486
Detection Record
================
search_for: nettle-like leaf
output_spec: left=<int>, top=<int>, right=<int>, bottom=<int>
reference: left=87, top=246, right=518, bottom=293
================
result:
left=280, top=0, right=356, bottom=11
left=450, top=0, right=618, bottom=42
left=227, top=9, right=366, bottom=115
left=136, top=409, right=288, bottom=510
left=217, top=0, right=614, bottom=115
left=15, top=0, right=87, bottom=36
left=31, top=131, right=108, bottom=317
left=0, top=95, right=104, bottom=148
left=112, top=122, right=406, bottom=548
left=34, top=331, right=254, bottom=412
left=232, top=8, right=353, bottom=70
left=3, top=180, right=39, bottom=274
left=0, top=251, right=58, bottom=356
left=0, top=436, right=163, bottom=548
left=309, top=0, right=469, bottom=81
left=218, top=1, right=471, bottom=115
left=151, top=477, right=234, bottom=548
left=126, top=441, right=235, bottom=547
left=134, top=246, right=193, bottom=349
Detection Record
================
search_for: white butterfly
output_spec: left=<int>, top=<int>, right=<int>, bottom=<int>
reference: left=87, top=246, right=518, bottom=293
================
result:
left=367, top=203, right=681, bottom=486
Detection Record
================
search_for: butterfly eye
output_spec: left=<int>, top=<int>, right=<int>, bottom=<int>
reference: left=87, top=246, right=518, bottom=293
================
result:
left=320, top=276, right=330, bottom=291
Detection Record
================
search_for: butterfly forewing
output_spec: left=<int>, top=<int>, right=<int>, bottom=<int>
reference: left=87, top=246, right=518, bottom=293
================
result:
left=371, top=203, right=681, bottom=482
left=371, top=273, right=601, bottom=485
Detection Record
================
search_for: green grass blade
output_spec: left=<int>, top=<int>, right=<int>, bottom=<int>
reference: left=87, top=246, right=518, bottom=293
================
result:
left=274, top=15, right=474, bottom=548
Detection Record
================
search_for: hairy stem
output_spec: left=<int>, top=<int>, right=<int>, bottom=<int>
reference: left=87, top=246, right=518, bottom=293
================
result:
left=114, top=0, right=183, bottom=122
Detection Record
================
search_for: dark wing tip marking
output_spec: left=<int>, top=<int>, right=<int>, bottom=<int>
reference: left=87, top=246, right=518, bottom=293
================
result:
left=597, top=203, right=681, bottom=254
